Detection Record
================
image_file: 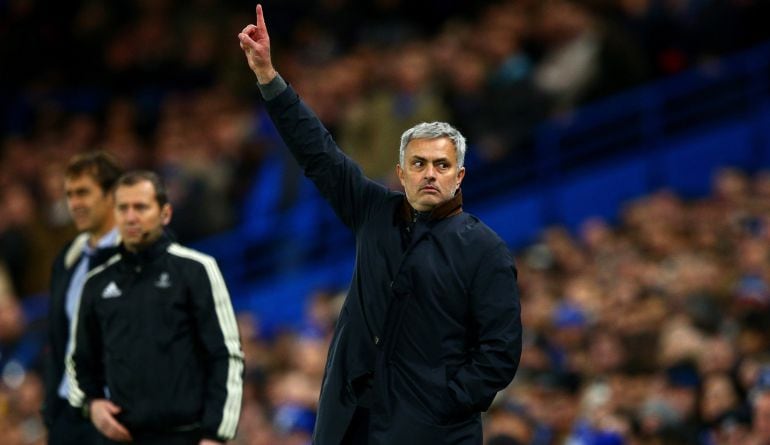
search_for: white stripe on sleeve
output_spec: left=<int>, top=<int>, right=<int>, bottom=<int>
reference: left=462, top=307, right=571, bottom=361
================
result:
left=168, top=244, right=244, bottom=439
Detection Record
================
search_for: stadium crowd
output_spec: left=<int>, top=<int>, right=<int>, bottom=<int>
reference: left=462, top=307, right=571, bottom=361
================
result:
left=6, top=166, right=770, bottom=444
left=2, top=0, right=770, bottom=443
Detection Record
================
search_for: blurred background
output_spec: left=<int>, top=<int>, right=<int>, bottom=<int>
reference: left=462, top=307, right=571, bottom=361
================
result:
left=2, top=0, right=770, bottom=443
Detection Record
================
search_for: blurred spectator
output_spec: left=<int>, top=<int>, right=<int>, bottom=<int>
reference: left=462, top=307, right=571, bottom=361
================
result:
left=532, top=0, right=649, bottom=111
left=0, top=297, right=46, bottom=400
left=339, top=42, right=449, bottom=183
left=5, top=374, right=46, bottom=445
left=0, top=187, right=30, bottom=297
left=699, top=372, right=745, bottom=433
left=0, top=183, right=71, bottom=297
left=750, top=386, right=770, bottom=445
left=710, top=407, right=753, bottom=445
left=484, top=400, right=535, bottom=445
left=442, top=3, right=548, bottom=163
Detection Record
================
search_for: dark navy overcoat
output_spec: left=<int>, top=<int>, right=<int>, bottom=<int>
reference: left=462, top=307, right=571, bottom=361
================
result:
left=265, top=85, right=522, bottom=445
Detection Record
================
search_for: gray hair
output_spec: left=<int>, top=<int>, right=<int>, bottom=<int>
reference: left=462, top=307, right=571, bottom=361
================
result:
left=399, top=122, right=467, bottom=168
left=116, top=170, right=169, bottom=207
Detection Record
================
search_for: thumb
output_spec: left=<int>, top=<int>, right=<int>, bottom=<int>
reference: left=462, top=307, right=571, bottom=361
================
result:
left=238, top=33, right=256, bottom=50
left=105, top=402, right=122, bottom=415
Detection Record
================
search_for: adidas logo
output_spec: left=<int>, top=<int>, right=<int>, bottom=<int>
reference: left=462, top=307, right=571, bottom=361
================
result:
left=102, top=281, right=122, bottom=299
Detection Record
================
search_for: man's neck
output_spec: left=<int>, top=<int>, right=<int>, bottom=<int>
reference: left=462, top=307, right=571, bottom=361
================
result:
left=88, top=225, right=115, bottom=248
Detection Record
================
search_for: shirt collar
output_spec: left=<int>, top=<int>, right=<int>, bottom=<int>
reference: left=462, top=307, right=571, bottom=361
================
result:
left=83, top=227, right=119, bottom=256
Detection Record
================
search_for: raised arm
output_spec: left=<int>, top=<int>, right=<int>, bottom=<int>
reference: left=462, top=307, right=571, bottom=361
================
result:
left=237, top=4, right=393, bottom=229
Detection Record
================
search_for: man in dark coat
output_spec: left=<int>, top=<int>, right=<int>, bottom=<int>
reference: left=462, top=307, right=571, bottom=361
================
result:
left=239, top=5, right=522, bottom=444
left=44, top=152, right=123, bottom=444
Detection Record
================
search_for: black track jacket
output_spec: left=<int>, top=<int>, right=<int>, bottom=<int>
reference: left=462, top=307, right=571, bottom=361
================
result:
left=66, top=233, right=243, bottom=442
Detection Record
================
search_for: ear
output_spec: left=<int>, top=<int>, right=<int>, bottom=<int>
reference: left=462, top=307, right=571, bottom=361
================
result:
left=396, top=163, right=406, bottom=189
left=105, top=190, right=115, bottom=205
left=456, top=166, right=466, bottom=188
left=160, top=203, right=173, bottom=226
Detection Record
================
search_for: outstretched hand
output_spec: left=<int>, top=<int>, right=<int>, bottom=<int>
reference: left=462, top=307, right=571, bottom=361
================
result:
left=238, top=4, right=277, bottom=84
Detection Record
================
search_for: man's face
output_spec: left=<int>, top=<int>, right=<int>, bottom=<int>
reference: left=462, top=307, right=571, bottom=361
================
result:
left=114, top=180, right=171, bottom=252
left=65, top=174, right=114, bottom=234
left=396, top=137, right=465, bottom=212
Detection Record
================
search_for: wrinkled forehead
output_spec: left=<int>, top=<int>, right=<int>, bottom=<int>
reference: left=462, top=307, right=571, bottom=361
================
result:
left=404, top=136, right=458, bottom=160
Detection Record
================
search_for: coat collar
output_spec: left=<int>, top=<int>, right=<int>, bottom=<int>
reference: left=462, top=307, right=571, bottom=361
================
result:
left=119, top=231, right=172, bottom=265
left=397, top=188, right=464, bottom=224
left=64, top=229, right=122, bottom=269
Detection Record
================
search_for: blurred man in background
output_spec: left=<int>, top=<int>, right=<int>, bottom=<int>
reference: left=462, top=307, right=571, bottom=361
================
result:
left=44, top=152, right=123, bottom=445
left=67, top=171, right=243, bottom=444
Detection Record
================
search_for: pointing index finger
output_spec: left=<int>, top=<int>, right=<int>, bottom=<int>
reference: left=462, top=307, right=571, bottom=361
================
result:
left=256, top=4, right=267, bottom=31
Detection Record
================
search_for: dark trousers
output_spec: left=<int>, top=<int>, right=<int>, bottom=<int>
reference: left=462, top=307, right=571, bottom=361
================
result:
left=99, top=428, right=202, bottom=445
left=341, top=406, right=370, bottom=445
left=47, top=400, right=100, bottom=445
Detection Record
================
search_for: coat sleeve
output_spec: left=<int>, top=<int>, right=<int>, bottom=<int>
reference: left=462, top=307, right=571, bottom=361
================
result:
left=42, top=250, right=66, bottom=426
left=66, top=277, right=106, bottom=409
left=446, top=242, right=522, bottom=416
left=184, top=252, right=244, bottom=442
left=264, top=85, right=392, bottom=230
